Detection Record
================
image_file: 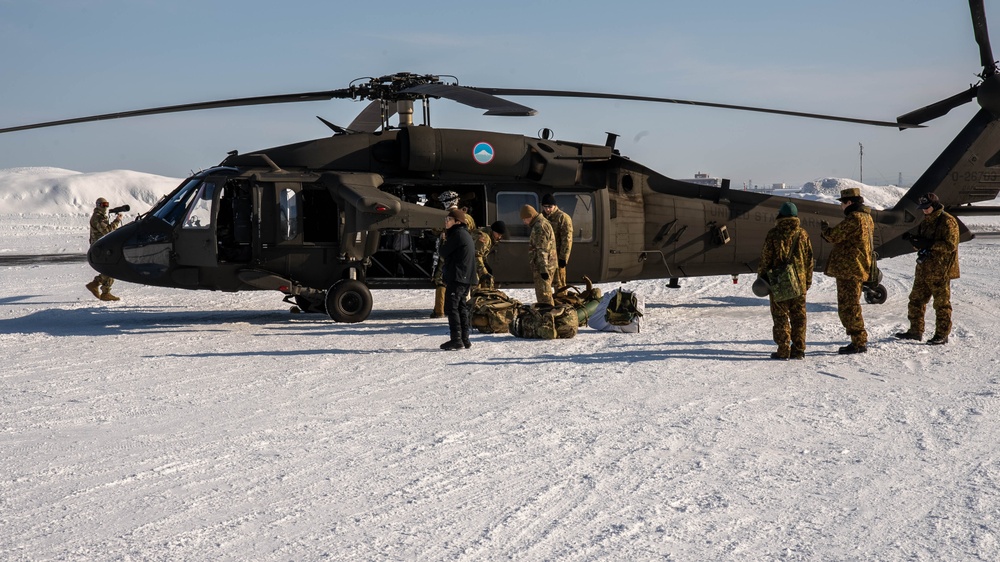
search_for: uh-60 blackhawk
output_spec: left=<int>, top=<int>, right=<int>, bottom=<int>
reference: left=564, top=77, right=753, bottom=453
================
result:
left=4, top=0, right=1000, bottom=323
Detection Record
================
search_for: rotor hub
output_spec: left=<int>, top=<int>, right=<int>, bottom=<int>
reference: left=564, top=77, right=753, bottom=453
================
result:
left=978, top=74, right=1000, bottom=117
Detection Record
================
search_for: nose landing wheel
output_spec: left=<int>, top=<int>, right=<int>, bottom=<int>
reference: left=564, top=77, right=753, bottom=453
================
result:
left=325, top=279, right=373, bottom=323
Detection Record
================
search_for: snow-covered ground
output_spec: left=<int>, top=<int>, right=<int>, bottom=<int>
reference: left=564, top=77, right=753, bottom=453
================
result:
left=2, top=169, right=1000, bottom=560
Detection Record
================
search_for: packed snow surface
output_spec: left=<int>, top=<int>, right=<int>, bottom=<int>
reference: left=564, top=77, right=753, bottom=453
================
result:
left=2, top=168, right=1000, bottom=560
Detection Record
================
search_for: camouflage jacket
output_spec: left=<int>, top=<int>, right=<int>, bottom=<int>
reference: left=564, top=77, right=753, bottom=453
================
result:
left=527, top=214, right=557, bottom=274
left=473, top=227, right=497, bottom=278
left=914, top=208, right=960, bottom=280
left=545, top=208, right=573, bottom=262
left=89, top=207, right=121, bottom=244
left=822, top=204, right=874, bottom=281
left=759, top=217, right=814, bottom=290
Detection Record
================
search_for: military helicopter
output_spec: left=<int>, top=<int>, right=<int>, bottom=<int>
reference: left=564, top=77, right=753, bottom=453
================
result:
left=4, top=1, right=1000, bottom=323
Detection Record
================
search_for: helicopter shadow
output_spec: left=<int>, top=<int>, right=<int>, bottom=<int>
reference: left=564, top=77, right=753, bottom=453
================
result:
left=264, top=307, right=450, bottom=337
left=155, top=347, right=420, bottom=359
left=646, top=295, right=838, bottom=314
left=0, top=306, right=291, bottom=337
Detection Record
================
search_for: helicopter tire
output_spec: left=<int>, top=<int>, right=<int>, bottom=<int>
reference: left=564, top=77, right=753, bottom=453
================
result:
left=864, top=283, right=888, bottom=305
left=325, top=279, right=373, bottom=323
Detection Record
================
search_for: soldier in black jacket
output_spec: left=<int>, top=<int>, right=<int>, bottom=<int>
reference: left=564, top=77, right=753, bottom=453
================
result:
left=438, top=208, right=478, bottom=350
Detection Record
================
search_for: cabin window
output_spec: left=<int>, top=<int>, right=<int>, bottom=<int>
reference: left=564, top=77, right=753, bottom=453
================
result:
left=279, top=188, right=299, bottom=240
left=496, top=192, right=539, bottom=239
left=182, top=181, right=216, bottom=229
left=553, top=193, right=594, bottom=243
left=497, top=191, right=595, bottom=242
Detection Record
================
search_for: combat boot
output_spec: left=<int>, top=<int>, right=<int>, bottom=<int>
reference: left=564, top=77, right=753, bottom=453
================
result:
left=99, top=291, right=120, bottom=302
left=894, top=331, right=921, bottom=340
left=927, top=335, right=949, bottom=345
left=440, top=340, right=463, bottom=351
left=85, top=280, right=101, bottom=299
left=837, top=343, right=867, bottom=355
left=462, top=330, right=471, bottom=349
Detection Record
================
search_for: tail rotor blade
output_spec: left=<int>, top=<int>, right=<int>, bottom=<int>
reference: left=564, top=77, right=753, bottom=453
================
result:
left=971, top=0, right=997, bottom=75
left=895, top=86, right=978, bottom=127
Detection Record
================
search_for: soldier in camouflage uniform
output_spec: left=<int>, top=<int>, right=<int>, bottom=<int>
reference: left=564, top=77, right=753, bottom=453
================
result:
left=821, top=187, right=875, bottom=354
left=520, top=204, right=557, bottom=306
left=86, top=197, right=123, bottom=301
left=758, top=202, right=814, bottom=360
left=895, top=192, right=960, bottom=345
left=541, top=193, right=573, bottom=289
left=472, top=221, right=506, bottom=289
left=430, top=191, right=476, bottom=318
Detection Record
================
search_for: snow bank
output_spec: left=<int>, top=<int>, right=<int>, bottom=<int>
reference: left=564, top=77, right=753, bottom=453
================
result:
left=0, top=167, right=180, bottom=217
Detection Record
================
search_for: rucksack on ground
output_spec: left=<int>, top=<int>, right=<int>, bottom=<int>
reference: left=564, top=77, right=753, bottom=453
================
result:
left=552, top=276, right=603, bottom=325
left=510, top=304, right=579, bottom=339
left=470, top=287, right=521, bottom=334
left=589, top=289, right=644, bottom=333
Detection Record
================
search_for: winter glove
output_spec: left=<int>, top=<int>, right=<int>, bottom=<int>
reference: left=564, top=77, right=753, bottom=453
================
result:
left=916, top=248, right=931, bottom=264
left=820, top=220, right=830, bottom=232
left=540, top=272, right=550, bottom=281
left=558, top=259, right=567, bottom=268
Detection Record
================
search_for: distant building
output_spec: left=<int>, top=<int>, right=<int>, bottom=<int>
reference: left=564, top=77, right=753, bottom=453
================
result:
left=680, top=172, right=723, bottom=188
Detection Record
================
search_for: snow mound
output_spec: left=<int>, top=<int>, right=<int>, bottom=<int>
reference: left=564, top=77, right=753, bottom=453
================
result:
left=0, top=167, right=181, bottom=217
left=798, top=178, right=907, bottom=211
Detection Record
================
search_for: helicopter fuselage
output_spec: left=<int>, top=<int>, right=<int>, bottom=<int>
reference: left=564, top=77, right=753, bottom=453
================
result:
left=88, top=125, right=961, bottom=318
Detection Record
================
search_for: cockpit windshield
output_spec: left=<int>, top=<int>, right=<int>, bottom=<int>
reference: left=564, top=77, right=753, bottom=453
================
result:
left=151, top=178, right=203, bottom=226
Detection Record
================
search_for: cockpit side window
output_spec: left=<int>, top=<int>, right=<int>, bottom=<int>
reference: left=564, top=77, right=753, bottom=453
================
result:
left=182, top=181, right=216, bottom=229
left=152, top=178, right=202, bottom=226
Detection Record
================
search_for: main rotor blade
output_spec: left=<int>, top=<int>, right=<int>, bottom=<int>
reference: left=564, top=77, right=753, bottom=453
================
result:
left=970, top=0, right=997, bottom=75
left=895, top=86, right=978, bottom=126
left=348, top=100, right=397, bottom=133
left=469, top=87, right=920, bottom=128
left=401, top=84, right=537, bottom=116
left=0, top=90, right=353, bottom=134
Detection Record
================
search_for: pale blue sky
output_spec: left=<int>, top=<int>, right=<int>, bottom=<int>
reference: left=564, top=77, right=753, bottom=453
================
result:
left=0, top=0, right=988, bottom=186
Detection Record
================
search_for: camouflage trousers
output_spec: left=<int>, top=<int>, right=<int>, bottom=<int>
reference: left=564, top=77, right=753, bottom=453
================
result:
left=551, top=266, right=567, bottom=291
left=533, top=270, right=555, bottom=306
left=770, top=295, right=807, bottom=354
left=836, top=278, right=867, bottom=346
left=906, top=274, right=952, bottom=338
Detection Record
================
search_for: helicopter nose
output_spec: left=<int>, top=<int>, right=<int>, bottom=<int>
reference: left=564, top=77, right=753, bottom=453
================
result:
left=87, top=222, right=168, bottom=283
left=88, top=229, right=128, bottom=278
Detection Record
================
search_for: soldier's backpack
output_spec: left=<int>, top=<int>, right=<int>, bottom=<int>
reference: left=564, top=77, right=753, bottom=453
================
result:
left=552, top=276, right=603, bottom=325
left=469, top=287, right=521, bottom=334
left=510, top=304, right=579, bottom=339
left=589, top=289, right=645, bottom=333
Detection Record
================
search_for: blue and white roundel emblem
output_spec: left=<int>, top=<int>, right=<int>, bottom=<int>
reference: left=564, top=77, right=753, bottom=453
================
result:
left=473, top=142, right=495, bottom=164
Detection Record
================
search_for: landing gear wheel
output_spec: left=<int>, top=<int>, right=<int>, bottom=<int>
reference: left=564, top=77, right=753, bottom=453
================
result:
left=864, top=284, right=888, bottom=305
left=325, top=279, right=373, bottom=323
